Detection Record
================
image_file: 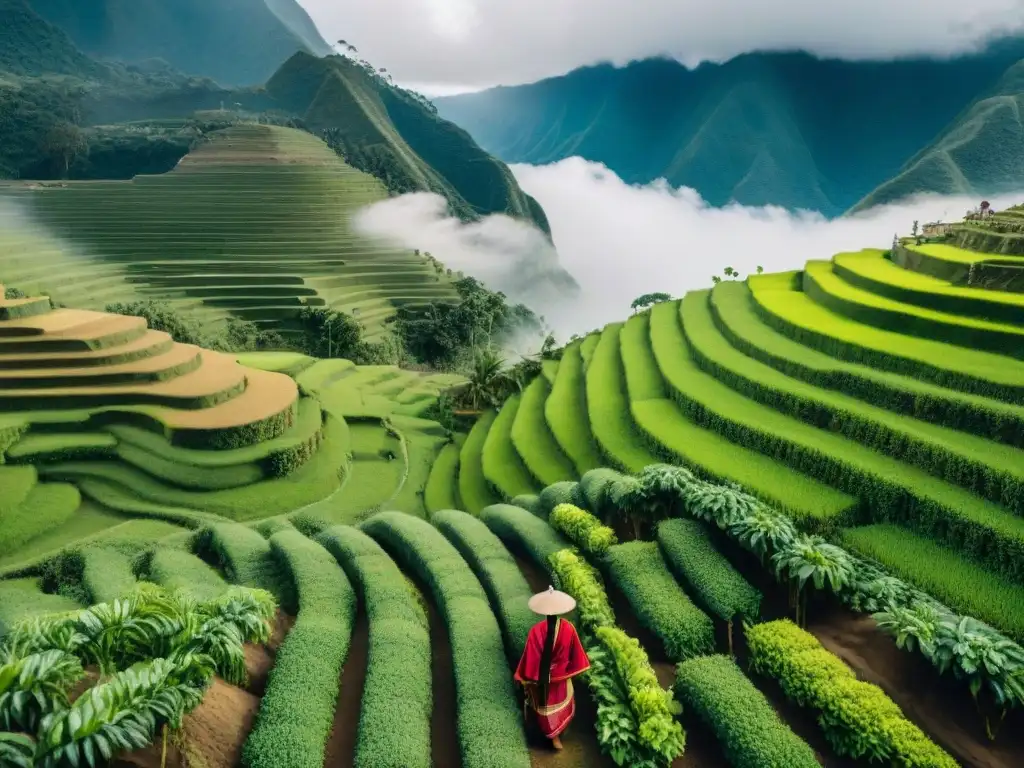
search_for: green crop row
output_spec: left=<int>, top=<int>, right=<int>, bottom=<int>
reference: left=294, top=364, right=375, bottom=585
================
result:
left=315, top=525, right=431, bottom=768
left=579, top=468, right=624, bottom=519
left=549, top=503, right=617, bottom=556
left=684, top=289, right=1024, bottom=515
left=359, top=511, right=530, bottom=768
left=536, top=481, right=586, bottom=517
left=833, top=250, right=1024, bottom=324
left=431, top=509, right=536, bottom=660
left=840, top=524, right=1024, bottom=641
left=191, top=523, right=296, bottom=611
left=623, top=310, right=856, bottom=526
left=602, top=542, right=714, bottom=662
left=6, top=433, right=118, bottom=464
left=482, top=394, right=539, bottom=500
left=509, top=493, right=542, bottom=516
left=748, top=272, right=1024, bottom=404
left=81, top=546, right=136, bottom=604
left=510, top=375, right=577, bottom=487
left=657, top=518, right=761, bottom=623
left=673, top=654, right=819, bottom=768
left=243, top=529, right=356, bottom=768
left=459, top=410, right=500, bottom=514
left=424, top=438, right=464, bottom=514
left=548, top=547, right=686, bottom=766
left=803, top=260, right=1024, bottom=358
left=141, top=548, right=229, bottom=603
left=747, top=620, right=957, bottom=766
left=479, top=503, right=574, bottom=568
left=656, top=298, right=1024, bottom=583
left=586, top=323, right=660, bottom=472
left=0, top=482, right=80, bottom=559
left=710, top=281, right=1024, bottom=449
left=544, top=343, right=603, bottom=474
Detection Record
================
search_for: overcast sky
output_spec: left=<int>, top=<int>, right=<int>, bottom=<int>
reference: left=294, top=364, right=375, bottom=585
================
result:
left=299, top=0, right=1024, bottom=90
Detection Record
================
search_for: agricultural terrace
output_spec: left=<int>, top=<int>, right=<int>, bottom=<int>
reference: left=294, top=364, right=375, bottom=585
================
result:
left=0, top=125, right=460, bottom=341
left=4, top=233, right=1024, bottom=768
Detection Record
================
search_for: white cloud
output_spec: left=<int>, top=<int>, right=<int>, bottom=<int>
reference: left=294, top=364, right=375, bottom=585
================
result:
left=300, top=0, right=1024, bottom=87
left=352, top=157, right=1024, bottom=340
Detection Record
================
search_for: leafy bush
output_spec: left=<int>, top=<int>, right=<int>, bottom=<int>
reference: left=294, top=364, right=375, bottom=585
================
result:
left=479, top=503, right=573, bottom=569
left=431, top=509, right=535, bottom=659
left=602, top=542, right=714, bottom=662
left=537, top=481, right=586, bottom=518
left=548, top=549, right=616, bottom=629
left=0, top=650, right=83, bottom=732
left=747, top=620, right=957, bottom=766
left=580, top=468, right=625, bottom=519
left=509, top=494, right=542, bottom=517
left=674, top=655, right=818, bottom=768
left=657, top=518, right=761, bottom=622
left=549, top=503, right=618, bottom=556
left=0, top=732, right=34, bottom=768
left=360, top=512, right=530, bottom=768
left=315, top=525, right=431, bottom=768
left=594, top=626, right=686, bottom=765
left=242, top=529, right=356, bottom=768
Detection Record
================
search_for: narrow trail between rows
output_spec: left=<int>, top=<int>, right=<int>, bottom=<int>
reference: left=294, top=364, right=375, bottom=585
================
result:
left=417, top=576, right=463, bottom=768
left=513, top=554, right=614, bottom=768
left=324, top=608, right=369, bottom=767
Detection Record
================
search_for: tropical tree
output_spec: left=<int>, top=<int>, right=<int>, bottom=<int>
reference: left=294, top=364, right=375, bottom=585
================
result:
left=629, top=292, right=672, bottom=313
left=463, top=346, right=506, bottom=409
left=0, top=650, right=83, bottom=731
left=42, top=122, right=87, bottom=178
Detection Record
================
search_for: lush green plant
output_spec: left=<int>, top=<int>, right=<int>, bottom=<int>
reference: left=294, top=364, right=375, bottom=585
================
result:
left=602, top=542, right=714, bottom=662
left=772, top=535, right=855, bottom=626
left=674, top=655, right=818, bottom=768
left=360, top=512, right=530, bottom=768
left=0, top=649, right=83, bottom=732
left=36, top=653, right=213, bottom=768
left=580, top=468, right=625, bottom=520
left=480, top=503, right=573, bottom=568
left=656, top=519, right=761, bottom=654
left=548, top=549, right=616, bottom=629
left=242, top=530, right=356, bottom=768
left=550, top=503, right=618, bottom=556
left=747, top=620, right=957, bottom=766
left=583, top=641, right=640, bottom=764
left=0, top=732, right=34, bottom=768
left=636, top=464, right=696, bottom=519
left=683, top=481, right=762, bottom=533
left=431, top=509, right=535, bottom=659
left=315, top=525, right=431, bottom=768
left=594, top=626, right=685, bottom=766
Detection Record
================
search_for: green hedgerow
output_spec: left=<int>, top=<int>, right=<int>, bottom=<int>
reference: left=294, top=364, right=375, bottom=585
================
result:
left=315, top=525, right=431, bottom=768
left=479, top=504, right=573, bottom=569
left=360, top=512, right=530, bottom=768
left=674, top=655, right=818, bottom=768
left=602, top=542, right=714, bottom=662
left=549, top=503, right=618, bottom=556
left=242, top=529, right=356, bottom=768
left=657, top=518, right=761, bottom=621
left=431, top=509, right=536, bottom=660
left=746, top=620, right=956, bottom=767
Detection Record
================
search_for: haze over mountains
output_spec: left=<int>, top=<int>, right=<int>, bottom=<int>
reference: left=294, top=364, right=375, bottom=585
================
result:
left=436, top=41, right=1024, bottom=216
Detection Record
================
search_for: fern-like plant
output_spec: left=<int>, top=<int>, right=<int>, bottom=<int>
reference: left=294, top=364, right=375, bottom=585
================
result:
left=772, top=536, right=854, bottom=626
left=36, top=654, right=213, bottom=768
left=0, top=732, right=35, bottom=768
left=0, top=649, right=84, bottom=732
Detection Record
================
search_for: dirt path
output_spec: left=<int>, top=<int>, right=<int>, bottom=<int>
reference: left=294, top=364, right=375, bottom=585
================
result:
left=514, top=555, right=615, bottom=768
left=324, top=608, right=369, bottom=767
left=415, top=576, right=463, bottom=768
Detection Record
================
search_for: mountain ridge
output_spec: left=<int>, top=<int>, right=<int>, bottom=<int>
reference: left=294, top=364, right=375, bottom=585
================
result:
left=436, top=43, right=1024, bottom=215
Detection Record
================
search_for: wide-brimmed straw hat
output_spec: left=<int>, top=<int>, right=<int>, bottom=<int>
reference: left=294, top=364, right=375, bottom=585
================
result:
left=528, top=585, right=576, bottom=616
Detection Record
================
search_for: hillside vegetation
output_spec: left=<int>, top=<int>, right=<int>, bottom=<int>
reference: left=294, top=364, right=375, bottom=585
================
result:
left=436, top=43, right=1024, bottom=215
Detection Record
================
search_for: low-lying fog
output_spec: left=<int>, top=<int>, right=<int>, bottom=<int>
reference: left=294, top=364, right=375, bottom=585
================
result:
left=355, top=157, right=1024, bottom=341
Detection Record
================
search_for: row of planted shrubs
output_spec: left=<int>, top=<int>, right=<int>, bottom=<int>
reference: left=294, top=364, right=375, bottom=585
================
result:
left=0, top=584, right=275, bottom=767
left=535, top=463, right=1024, bottom=740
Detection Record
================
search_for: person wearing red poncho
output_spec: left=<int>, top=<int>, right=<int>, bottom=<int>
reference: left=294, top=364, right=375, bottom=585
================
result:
left=514, top=586, right=591, bottom=750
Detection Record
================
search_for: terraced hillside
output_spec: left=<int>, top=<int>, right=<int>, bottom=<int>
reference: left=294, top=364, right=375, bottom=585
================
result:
left=0, top=124, right=460, bottom=341
left=455, top=237, right=1024, bottom=633
left=0, top=291, right=465, bottom=576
